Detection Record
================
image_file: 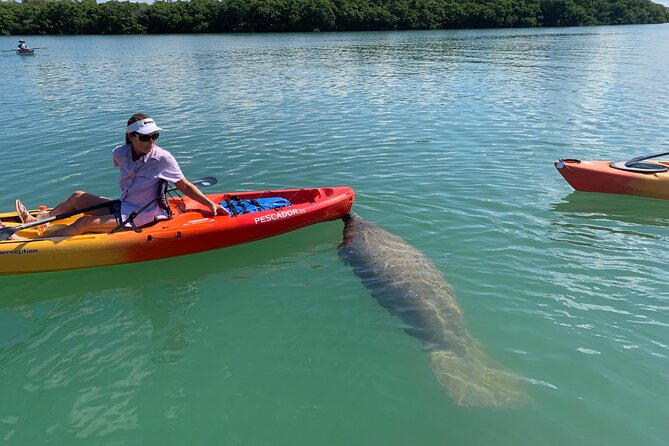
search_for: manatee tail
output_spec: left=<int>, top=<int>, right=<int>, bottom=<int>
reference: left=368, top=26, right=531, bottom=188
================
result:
left=429, top=348, right=529, bottom=409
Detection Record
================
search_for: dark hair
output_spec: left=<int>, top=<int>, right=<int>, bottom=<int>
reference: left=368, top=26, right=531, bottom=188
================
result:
left=125, top=113, right=151, bottom=144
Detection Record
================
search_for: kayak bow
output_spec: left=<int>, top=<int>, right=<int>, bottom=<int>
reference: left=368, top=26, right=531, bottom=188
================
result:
left=0, top=186, right=354, bottom=275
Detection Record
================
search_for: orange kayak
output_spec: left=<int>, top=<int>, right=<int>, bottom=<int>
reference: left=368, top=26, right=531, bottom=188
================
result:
left=0, top=186, right=354, bottom=276
left=554, top=158, right=669, bottom=200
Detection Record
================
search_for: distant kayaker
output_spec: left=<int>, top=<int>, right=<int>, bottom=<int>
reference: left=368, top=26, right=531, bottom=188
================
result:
left=8, top=113, right=228, bottom=239
left=17, top=40, right=28, bottom=51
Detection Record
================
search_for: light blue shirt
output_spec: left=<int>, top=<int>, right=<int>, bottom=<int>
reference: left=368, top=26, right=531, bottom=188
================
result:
left=112, top=144, right=184, bottom=227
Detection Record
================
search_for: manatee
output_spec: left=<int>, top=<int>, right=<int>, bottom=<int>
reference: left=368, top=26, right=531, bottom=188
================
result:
left=339, top=213, right=528, bottom=409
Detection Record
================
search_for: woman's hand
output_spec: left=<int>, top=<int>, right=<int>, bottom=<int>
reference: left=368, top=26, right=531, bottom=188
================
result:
left=211, top=202, right=230, bottom=216
left=176, top=178, right=230, bottom=216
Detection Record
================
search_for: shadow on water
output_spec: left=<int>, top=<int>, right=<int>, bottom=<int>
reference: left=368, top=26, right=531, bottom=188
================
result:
left=0, top=222, right=347, bottom=442
left=338, top=213, right=528, bottom=409
left=553, top=192, right=669, bottom=227
left=550, top=192, right=669, bottom=249
left=0, top=221, right=345, bottom=376
left=0, top=221, right=345, bottom=309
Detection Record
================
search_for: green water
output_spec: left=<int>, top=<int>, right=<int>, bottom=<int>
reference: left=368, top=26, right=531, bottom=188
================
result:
left=1, top=27, right=668, bottom=445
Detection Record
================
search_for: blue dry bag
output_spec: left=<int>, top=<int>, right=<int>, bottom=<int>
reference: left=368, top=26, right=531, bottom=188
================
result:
left=220, top=196, right=292, bottom=216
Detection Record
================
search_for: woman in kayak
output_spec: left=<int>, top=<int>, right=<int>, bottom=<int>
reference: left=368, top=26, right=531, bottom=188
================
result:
left=8, top=113, right=227, bottom=239
left=17, top=40, right=28, bottom=51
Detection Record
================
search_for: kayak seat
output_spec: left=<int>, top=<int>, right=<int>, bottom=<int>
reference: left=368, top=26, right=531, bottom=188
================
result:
left=110, top=181, right=174, bottom=234
left=157, top=180, right=173, bottom=218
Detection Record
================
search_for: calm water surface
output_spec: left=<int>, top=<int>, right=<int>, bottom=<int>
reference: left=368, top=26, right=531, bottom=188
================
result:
left=1, top=26, right=668, bottom=445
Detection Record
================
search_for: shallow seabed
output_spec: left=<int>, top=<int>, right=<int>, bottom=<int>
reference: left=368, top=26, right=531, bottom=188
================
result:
left=1, top=26, right=668, bottom=445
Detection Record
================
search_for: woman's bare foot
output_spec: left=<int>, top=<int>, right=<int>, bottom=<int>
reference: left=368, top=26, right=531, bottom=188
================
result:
left=15, top=199, right=36, bottom=224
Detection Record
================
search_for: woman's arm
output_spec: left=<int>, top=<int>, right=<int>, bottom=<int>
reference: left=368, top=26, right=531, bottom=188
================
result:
left=175, top=178, right=229, bottom=216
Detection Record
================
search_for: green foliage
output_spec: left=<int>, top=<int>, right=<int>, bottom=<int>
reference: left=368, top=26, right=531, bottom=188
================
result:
left=0, top=0, right=667, bottom=35
left=539, top=0, right=669, bottom=27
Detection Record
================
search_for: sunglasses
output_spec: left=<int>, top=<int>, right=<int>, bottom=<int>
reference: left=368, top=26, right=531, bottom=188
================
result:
left=134, top=132, right=159, bottom=142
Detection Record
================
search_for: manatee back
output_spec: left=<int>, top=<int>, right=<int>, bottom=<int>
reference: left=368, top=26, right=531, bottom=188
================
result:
left=339, top=213, right=466, bottom=347
left=341, top=213, right=455, bottom=299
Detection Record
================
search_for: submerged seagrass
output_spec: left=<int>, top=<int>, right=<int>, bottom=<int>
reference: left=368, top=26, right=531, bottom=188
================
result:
left=339, top=213, right=528, bottom=408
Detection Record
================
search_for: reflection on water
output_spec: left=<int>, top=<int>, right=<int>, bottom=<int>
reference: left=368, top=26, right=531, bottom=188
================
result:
left=0, top=230, right=329, bottom=308
left=553, top=191, right=669, bottom=227
left=544, top=189, right=669, bottom=363
left=0, top=224, right=343, bottom=440
left=550, top=192, right=666, bottom=248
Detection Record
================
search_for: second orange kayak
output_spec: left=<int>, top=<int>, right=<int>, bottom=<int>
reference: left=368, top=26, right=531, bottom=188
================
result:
left=554, top=158, right=669, bottom=200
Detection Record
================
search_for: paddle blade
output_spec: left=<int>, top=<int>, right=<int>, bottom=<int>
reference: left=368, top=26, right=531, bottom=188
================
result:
left=0, top=227, right=17, bottom=241
left=192, top=176, right=217, bottom=187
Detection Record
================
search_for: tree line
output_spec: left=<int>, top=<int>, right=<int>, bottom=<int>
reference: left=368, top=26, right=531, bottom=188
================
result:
left=1, top=0, right=667, bottom=35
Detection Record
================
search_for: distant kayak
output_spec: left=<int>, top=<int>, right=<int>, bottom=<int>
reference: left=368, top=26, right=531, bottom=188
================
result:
left=16, top=48, right=35, bottom=55
left=554, top=158, right=669, bottom=200
left=0, top=186, right=354, bottom=275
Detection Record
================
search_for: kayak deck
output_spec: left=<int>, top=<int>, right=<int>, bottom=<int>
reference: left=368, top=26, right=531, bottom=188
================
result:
left=554, top=159, right=669, bottom=200
left=0, top=186, right=354, bottom=275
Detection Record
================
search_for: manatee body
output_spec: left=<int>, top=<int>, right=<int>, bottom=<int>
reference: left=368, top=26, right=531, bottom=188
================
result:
left=339, top=213, right=527, bottom=409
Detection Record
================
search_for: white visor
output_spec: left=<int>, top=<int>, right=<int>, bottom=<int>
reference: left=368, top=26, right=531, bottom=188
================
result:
left=127, top=118, right=163, bottom=135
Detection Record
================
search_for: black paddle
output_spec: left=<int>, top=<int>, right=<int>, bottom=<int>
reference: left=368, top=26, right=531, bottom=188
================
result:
left=0, top=200, right=114, bottom=241
left=624, top=151, right=669, bottom=167
left=3, top=47, right=46, bottom=51
left=0, top=176, right=218, bottom=241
